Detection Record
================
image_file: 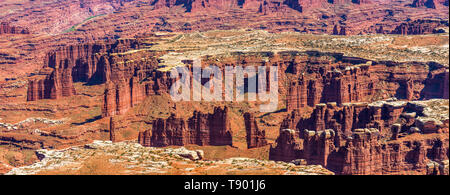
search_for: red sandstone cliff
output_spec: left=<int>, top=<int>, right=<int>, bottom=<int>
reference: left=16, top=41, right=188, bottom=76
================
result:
left=27, top=39, right=142, bottom=101
left=286, top=58, right=449, bottom=112
left=26, top=37, right=174, bottom=115
left=412, top=0, right=448, bottom=8
left=110, top=117, right=117, bottom=142
left=151, top=0, right=372, bottom=13
left=270, top=100, right=449, bottom=174
left=28, top=45, right=448, bottom=122
left=391, top=19, right=448, bottom=35
left=244, top=113, right=268, bottom=148
left=0, top=22, right=30, bottom=34
left=332, top=25, right=347, bottom=35
left=139, top=107, right=233, bottom=147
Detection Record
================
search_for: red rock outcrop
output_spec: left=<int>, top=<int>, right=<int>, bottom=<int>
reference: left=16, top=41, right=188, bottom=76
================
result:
left=138, top=129, right=152, bottom=147
left=244, top=113, right=268, bottom=148
left=0, top=22, right=30, bottom=34
left=271, top=126, right=448, bottom=174
left=140, top=107, right=233, bottom=147
left=286, top=58, right=449, bottom=112
left=412, top=0, right=448, bottom=8
left=269, top=129, right=302, bottom=160
left=109, top=117, right=117, bottom=142
left=102, top=70, right=174, bottom=117
left=284, top=99, right=448, bottom=138
left=27, top=39, right=141, bottom=101
left=283, top=0, right=303, bottom=12
left=332, top=25, right=347, bottom=35
left=283, top=101, right=404, bottom=139
left=25, top=36, right=180, bottom=118
left=2, top=0, right=447, bottom=81
left=421, top=69, right=449, bottom=99
left=391, top=19, right=448, bottom=35
left=27, top=67, right=76, bottom=101
left=412, top=0, right=437, bottom=8
left=443, top=70, right=449, bottom=99
left=271, top=99, right=449, bottom=174
left=426, top=160, right=449, bottom=175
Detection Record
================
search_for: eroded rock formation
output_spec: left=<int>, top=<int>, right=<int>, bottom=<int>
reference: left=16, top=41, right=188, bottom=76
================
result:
left=27, top=39, right=141, bottom=101
left=26, top=37, right=175, bottom=118
left=0, top=22, right=30, bottom=34
left=110, top=117, right=117, bottom=142
left=270, top=99, right=449, bottom=174
left=391, top=19, right=448, bottom=35
left=139, top=107, right=233, bottom=147
left=286, top=57, right=449, bottom=112
left=412, top=0, right=448, bottom=8
left=102, top=70, right=173, bottom=117
left=332, top=25, right=347, bottom=35
left=244, top=113, right=268, bottom=148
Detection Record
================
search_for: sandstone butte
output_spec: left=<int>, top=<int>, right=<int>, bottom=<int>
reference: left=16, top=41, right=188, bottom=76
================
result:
left=0, top=0, right=448, bottom=175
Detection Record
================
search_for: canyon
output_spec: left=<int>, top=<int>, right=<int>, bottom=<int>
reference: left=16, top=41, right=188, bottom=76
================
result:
left=0, top=0, right=448, bottom=175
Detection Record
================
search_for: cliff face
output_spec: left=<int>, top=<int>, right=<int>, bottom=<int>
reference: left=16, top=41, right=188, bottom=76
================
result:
left=109, top=117, right=117, bottom=142
left=139, top=110, right=268, bottom=149
left=6, top=0, right=447, bottom=79
left=412, top=0, right=448, bottom=8
left=102, top=70, right=173, bottom=117
left=150, top=0, right=371, bottom=13
left=152, top=0, right=257, bottom=12
left=139, top=107, right=233, bottom=147
left=332, top=25, right=347, bottom=35
left=0, top=22, right=30, bottom=34
left=286, top=57, right=449, bottom=113
left=271, top=127, right=448, bottom=175
left=27, top=39, right=142, bottom=101
left=29, top=42, right=448, bottom=122
left=283, top=99, right=447, bottom=140
left=26, top=37, right=176, bottom=117
left=391, top=19, right=448, bottom=35
left=244, top=113, right=268, bottom=148
left=270, top=100, right=449, bottom=174
left=27, top=68, right=76, bottom=101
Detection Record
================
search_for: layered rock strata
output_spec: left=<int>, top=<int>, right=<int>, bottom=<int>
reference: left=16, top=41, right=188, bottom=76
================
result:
left=244, top=112, right=268, bottom=148
left=286, top=58, right=449, bottom=112
left=0, top=22, right=30, bottom=34
left=270, top=100, right=449, bottom=174
left=139, top=107, right=233, bottom=147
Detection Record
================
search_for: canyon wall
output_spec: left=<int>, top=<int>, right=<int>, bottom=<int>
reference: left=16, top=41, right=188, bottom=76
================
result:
left=29, top=45, right=448, bottom=121
left=27, top=39, right=142, bottom=101
left=26, top=37, right=176, bottom=118
left=412, top=0, right=448, bottom=8
left=138, top=109, right=269, bottom=149
left=270, top=100, right=449, bottom=174
left=102, top=69, right=174, bottom=117
left=244, top=113, right=268, bottom=148
left=139, top=107, right=233, bottom=147
left=150, top=0, right=372, bottom=13
left=286, top=57, right=449, bottom=112
left=390, top=19, right=448, bottom=35
left=0, top=22, right=30, bottom=34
